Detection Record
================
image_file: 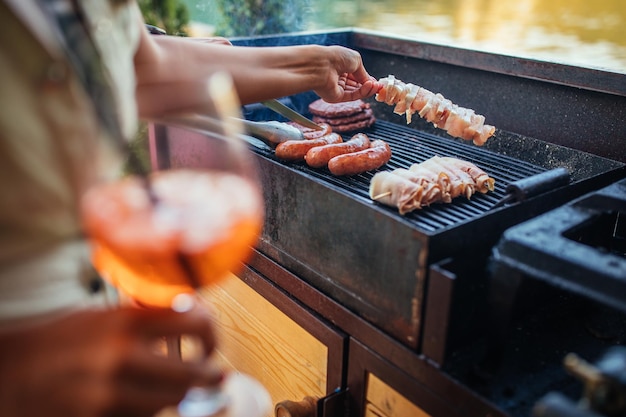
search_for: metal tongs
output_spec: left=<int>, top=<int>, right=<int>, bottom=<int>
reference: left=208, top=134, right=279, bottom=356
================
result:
left=150, top=101, right=322, bottom=149
left=151, top=113, right=306, bottom=149
left=153, top=100, right=323, bottom=148
left=260, top=99, right=323, bottom=131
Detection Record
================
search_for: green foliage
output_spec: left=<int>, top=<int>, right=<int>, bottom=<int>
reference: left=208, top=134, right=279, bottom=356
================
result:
left=124, top=122, right=150, bottom=177
left=138, top=0, right=190, bottom=36
left=214, top=0, right=310, bottom=37
left=127, top=0, right=191, bottom=175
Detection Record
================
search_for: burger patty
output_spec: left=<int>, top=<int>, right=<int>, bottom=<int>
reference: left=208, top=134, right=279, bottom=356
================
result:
left=312, top=108, right=374, bottom=126
left=328, top=117, right=376, bottom=133
left=308, top=98, right=370, bottom=117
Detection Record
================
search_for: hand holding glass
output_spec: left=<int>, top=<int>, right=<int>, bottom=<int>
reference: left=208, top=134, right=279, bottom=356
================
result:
left=80, top=72, right=269, bottom=417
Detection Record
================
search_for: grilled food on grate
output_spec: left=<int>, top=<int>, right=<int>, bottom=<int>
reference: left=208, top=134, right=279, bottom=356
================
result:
left=275, top=132, right=343, bottom=161
left=308, top=98, right=376, bottom=132
left=305, top=132, right=371, bottom=168
left=328, top=139, right=392, bottom=176
left=370, top=156, right=495, bottom=215
left=375, top=75, right=495, bottom=146
left=274, top=128, right=391, bottom=176
left=286, top=121, right=333, bottom=139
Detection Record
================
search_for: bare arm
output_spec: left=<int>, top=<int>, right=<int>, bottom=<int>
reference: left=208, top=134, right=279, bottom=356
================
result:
left=133, top=21, right=381, bottom=118
left=0, top=307, right=221, bottom=417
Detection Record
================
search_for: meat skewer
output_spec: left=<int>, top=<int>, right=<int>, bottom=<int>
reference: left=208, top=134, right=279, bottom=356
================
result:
left=438, top=156, right=495, bottom=193
left=369, top=156, right=495, bottom=215
left=369, top=171, right=425, bottom=215
left=419, top=156, right=475, bottom=199
left=375, top=75, right=496, bottom=146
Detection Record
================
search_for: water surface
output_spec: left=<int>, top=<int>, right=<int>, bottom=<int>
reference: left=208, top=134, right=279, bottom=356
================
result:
left=309, top=0, right=626, bottom=72
left=185, top=0, right=626, bottom=72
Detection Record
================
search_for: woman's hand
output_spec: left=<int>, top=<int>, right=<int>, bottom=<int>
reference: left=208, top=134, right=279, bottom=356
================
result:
left=0, top=306, right=220, bottom=417
left=313, top=45, right=382, bottom=103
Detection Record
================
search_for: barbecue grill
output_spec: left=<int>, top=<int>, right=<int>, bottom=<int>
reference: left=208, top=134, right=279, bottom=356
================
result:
left=149, top=29, right=626, bottom=417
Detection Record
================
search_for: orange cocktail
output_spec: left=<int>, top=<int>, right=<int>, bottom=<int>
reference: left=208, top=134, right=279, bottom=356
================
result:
left=81, top=169, right=263, bottom=308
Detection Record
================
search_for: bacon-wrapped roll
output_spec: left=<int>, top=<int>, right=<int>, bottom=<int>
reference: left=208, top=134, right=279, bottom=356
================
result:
left=369, top=156, right=495, bottom=215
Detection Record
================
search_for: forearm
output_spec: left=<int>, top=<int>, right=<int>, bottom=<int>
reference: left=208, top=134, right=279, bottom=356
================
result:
left=134, top=32, right=336, bottom=117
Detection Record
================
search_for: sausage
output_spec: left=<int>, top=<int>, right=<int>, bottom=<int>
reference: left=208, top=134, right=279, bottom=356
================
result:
left=303, top=123, right=333, bottom=139
left=305, top=133, right=371, bottom=168
left=328, top=140, right=392, bottom=176
left=275, top=132, right=342, bottom=161
left=286, top=122, right=333, bottom=139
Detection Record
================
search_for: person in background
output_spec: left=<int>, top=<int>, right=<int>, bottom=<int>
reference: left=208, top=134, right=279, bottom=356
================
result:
left=0, top=1, right=380, bottom=416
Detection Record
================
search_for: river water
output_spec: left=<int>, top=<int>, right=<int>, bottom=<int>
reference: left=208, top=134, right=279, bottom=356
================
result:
left=185, top=0, right=626, bottom=73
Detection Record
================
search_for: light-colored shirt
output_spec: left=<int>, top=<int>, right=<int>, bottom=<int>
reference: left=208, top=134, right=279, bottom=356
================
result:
left=0, top=0, right=142, bottom=324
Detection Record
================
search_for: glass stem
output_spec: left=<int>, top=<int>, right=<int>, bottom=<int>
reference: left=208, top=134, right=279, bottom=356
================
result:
left=167, top=335, right=182, bottom=360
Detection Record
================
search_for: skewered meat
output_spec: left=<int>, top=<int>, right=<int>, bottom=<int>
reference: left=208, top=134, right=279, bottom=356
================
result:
left=369, top=156, right=495, bottom=214
left=375, top=75, right=496, bottom=146
left=418, top=156, right=475, bottom=199
left=367, top=171, right=425, bottom=215
left=438, top=156, right=495, bottom=193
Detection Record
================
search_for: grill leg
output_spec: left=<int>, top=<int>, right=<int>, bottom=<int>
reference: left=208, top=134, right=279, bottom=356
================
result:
left=475, top=260, right=523, bottom=379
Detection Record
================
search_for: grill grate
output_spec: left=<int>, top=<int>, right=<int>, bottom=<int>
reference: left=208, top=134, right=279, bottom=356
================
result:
left=251, top=120, right=546, bottom=233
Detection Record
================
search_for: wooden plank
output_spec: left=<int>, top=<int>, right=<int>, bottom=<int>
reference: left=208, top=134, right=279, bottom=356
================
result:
left=197, top=272, right=328, bottom=412
left=365, top=403, right=386, bottom=417
left=366, top=373, right=432, bottom=417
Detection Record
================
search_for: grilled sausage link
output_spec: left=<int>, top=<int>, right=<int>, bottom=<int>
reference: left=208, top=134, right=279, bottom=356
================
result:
left=328, top=140, right=392, bottom=176
left=286, top=122, right=333, bottom=139
left=275, top=132, right=342, bottom=161
left=303, top=123, right=333, bottom=139
left=305, top=133, right=371, bottom=168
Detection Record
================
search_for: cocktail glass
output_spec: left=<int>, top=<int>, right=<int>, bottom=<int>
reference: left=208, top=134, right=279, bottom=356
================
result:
left=81, top=72, right=269, bottom=417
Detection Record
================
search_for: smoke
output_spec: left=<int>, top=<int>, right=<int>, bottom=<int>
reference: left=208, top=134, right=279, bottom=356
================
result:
left=212, top=0, right=313, bottom=37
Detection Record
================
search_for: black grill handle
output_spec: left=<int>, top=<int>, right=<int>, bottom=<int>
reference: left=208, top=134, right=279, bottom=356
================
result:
left=493, top=167, right=571, bottom=208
